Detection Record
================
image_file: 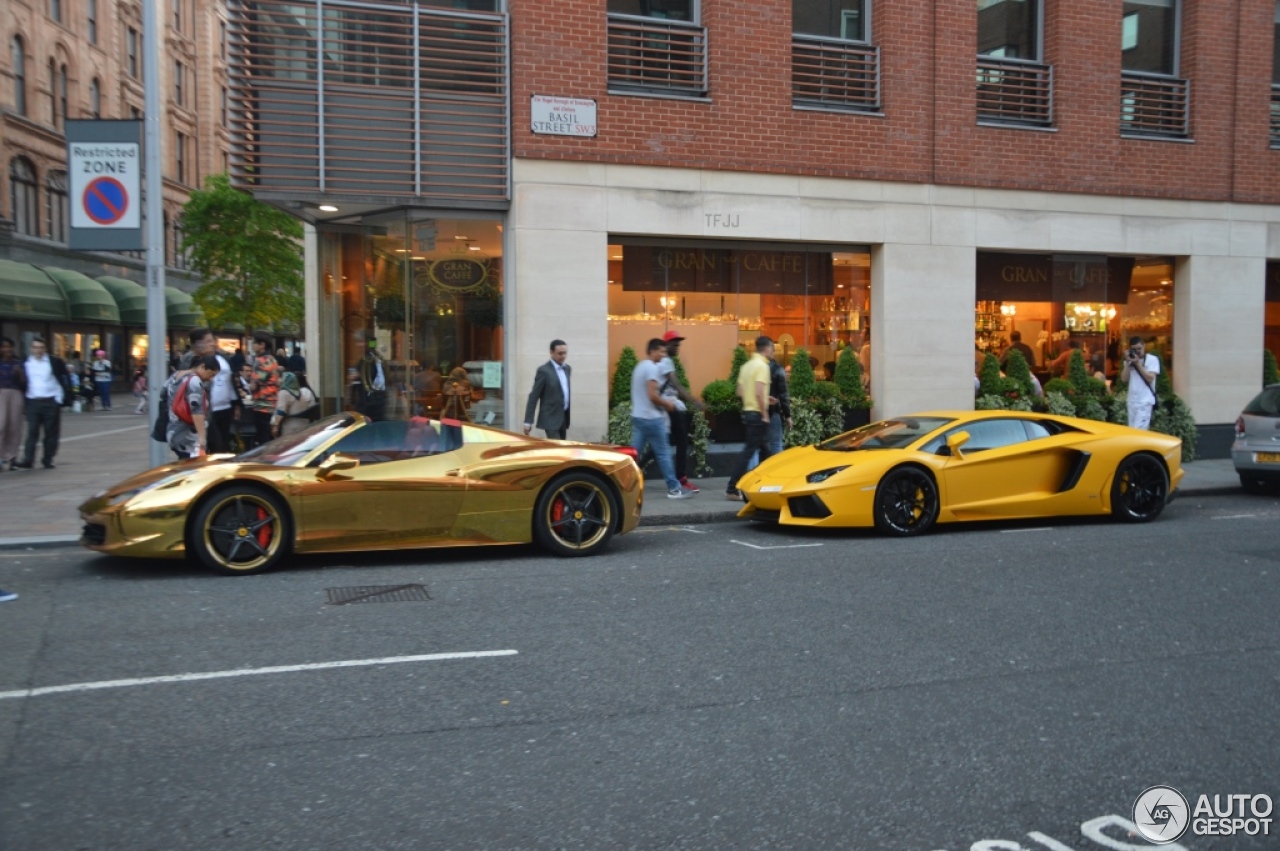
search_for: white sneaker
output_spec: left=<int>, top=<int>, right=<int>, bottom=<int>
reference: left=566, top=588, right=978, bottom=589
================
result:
left=667, top=488, right=693, bottom=499
left=0, top=589, right=17, bottom=602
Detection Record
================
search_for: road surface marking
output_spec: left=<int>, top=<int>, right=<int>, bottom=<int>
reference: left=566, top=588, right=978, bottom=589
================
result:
left=632, top=525, right=709, bottom=534
left=1002, top=527, right=1052, bottom=533
left=0, top=650, right=518, bottom=701
left=1212, top=513, right=1257, bottom=520
left=61, top=424, right=149, bottom=442
left=731, top=540, right=823, bottom=550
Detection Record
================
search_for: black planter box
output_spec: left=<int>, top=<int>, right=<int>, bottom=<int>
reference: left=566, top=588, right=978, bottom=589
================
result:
left=842, top=407, right=872, bottom=432
left=710, top=411, right=745, bottom=443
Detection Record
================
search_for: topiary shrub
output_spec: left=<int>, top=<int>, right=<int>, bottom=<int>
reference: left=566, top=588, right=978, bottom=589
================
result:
left=610, top=346, right=638, bottom=408
left=976, top=393, right=1008, bottom=410
left=1006, top=396, right=1033, bottom=411
left=701, top=379, right=740, bottom=414
left=607, top=402, right=632, bottom=446
left=728, top=345, right=749, bottom=385
left=784, top=397, right=845, bottom=448
left=1044, top=378, right=1075, bottom=397
left=1067, top=349, right=1106, bottom=396
left=1044, top=391, right=1077, bottom=417
left=833, top=347, right=871, bottom=409
left=978, top=353, right=1004, bottom=397
left=688, top=405, right=713, bottom=477
left=1154, top=354, right=1173, bottom=397
left=1151, top=395, right=1197, bottom=461
left=1109, top=388, right=1129, bottom=424
left=789, top=347, right=818, bottom=402
left=1265, top=349, right=1280, bottom=386
left=812, top=381, right=842, bottom=403
left=1075, top=396, right=1109, bottom=422
left=1003, top=348, right=1035, bottom=400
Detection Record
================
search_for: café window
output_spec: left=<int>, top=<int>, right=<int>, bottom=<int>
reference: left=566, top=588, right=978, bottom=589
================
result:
left=974, top=252, right=1174, bottom=385
left=1122, top=0, right=1178, bottom=75
left=977, top=0, right=1040, bottom=61
left=318, top=214, right=505, bottom=427
left=608, top=239, right=872, bottom=400
left=793, top=0, right=869, bottom=42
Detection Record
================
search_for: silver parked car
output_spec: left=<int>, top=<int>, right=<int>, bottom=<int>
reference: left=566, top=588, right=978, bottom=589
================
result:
left=1233, top=383, right=1280, bottom=493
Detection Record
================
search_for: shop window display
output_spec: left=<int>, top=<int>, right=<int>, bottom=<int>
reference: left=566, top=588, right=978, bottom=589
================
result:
left=974, top=253, right=1174, bottom=386
left=319, top=215, right=504, bottom=425
left=607, top=240, right=871, bottom=398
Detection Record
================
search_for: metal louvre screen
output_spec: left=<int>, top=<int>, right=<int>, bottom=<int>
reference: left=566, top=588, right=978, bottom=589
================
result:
left=228, top=0, right=509, bottom=203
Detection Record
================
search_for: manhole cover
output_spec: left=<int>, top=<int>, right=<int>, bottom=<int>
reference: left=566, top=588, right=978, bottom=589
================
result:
left=325, top=584, right=431, bottom=605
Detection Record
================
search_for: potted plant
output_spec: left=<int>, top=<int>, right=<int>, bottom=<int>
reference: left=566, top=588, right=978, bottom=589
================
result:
left=833, top=347, right=872, bottom=430
left=701, top=378, right=743, bottom=443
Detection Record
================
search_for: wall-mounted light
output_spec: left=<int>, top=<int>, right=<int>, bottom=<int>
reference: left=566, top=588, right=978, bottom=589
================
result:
left=318, top=204, right=339, bottom=213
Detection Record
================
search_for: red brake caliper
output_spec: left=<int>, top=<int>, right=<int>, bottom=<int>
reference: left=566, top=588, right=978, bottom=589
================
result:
left=551, top=497, right=565, bottom=525
left=255, top=506, right=271, bottom=548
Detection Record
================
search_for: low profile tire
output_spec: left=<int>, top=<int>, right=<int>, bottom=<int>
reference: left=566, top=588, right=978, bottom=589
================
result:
left=873, top=466, right=939, bottom=537
left=189, top=485, right=292, bottom=575
left=1110, top=453, right=1170, bottom=523
left=533, top=471, right=618, bottom=557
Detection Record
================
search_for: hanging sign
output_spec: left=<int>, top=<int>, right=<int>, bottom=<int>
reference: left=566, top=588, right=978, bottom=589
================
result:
left=66, top=119, right=144, bottom=250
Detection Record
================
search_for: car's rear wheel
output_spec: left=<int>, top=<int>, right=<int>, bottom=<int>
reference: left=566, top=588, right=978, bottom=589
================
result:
left=873, top=467, right=939, bottom=536
left=533, top=472, right=617, bottom=557
left=190, top=486, right=291, bottom=575
left=1110, top=454, right=1169, bottom=523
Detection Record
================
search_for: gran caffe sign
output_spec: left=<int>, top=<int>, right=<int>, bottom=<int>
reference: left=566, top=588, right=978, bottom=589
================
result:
left=621, top=244, right=834, bottom=295
left=977, top=253, right=1135, bottom=303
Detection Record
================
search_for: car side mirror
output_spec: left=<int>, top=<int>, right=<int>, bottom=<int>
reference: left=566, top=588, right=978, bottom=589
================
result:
left=317, top=453, right=358, bottom=479
left=945, top=431, right=971, bottom=460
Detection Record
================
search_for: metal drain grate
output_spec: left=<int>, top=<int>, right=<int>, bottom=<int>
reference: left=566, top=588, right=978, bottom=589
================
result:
left=325, top=584, right=432, bottom=605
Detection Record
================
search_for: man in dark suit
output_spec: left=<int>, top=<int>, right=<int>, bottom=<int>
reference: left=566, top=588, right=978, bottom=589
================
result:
left=15, top=337, right=73, bottom=470
left=523, top=339, right=570, bottom=439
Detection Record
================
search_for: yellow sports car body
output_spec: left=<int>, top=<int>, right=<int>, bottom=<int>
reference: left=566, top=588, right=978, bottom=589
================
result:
left=735, top=411, right=1183, bottom=535
left=79, top=414, right=643, bottom=574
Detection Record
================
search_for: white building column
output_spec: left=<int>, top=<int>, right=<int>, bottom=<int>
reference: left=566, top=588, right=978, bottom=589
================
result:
left=872, top=242, right=976, bottom=418
left=507, top=181, right=610, bottom=441
left=1173, top=249, right=1267, bottom=424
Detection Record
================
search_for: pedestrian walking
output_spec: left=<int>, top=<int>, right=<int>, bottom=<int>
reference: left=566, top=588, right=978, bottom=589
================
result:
left=0, top=337, right=27, bottom=470
left=523, top=339, right=571, bottom=439
left=271, top=372, right=319, bottom=437
left=131, top=367, right=148, bottom=414
left=653, top=330, right=706, bottom=492
left=726, top=336, right=776, bottom=501
left=631, top=338, right=694, bottom=500
left=440, top=366, right=472, bottom=452
left=167, top=355, right=220, bottom=460
left=15, top=337, right=72, bottom=470
left=1122, top=336, right=1161, bottom=430
left=90, top=349, right=114, bottom=410
left=750, top=350, right=791, bottom=470
left=249, top=331, right=282, bottom=446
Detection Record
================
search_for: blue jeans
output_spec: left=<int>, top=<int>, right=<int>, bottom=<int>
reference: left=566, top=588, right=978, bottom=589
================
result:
left=631, top=415, right=679, bottom=491
left=748, top=412, right=784, bottom=470
left=95, top=380, right=113, bottom=409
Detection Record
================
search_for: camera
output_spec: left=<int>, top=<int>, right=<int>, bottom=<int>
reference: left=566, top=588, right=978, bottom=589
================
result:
left=1128, top=347, right=1140, bottom=360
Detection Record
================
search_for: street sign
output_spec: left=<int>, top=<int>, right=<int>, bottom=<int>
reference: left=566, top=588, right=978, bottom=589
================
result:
left=66, top=120, right=143, bottom=250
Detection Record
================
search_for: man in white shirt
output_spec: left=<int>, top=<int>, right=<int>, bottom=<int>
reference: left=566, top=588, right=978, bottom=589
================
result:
left=523, top=339, right=571, bottom=439
left=15, top=337, right=71, bottom=470
left=182, top=329, right=237, bottom=453
left=1121, top=335, right=1161, bottom=430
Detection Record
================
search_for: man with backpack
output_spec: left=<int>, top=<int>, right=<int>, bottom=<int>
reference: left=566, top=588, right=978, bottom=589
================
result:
left=166, top=355, right=220, bottom=460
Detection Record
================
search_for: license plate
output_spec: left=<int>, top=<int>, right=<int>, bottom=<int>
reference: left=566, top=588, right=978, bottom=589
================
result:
left=1256, top=452, right=1280, bottom=464
left=759, top=485, right=783, bottom=493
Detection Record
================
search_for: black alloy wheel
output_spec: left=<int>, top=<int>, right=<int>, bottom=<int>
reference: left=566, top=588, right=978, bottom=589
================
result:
left=533, top=472, right=617, bottom=557
left=1110, top=453, right=1170, bottom=523
left=873, top=467, right=939, bottom=536
left=190, top=486, right=292, bottom=575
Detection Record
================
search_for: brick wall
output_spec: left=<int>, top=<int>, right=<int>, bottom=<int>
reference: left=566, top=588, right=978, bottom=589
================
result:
left=511, top=0, right=1280, bottom=204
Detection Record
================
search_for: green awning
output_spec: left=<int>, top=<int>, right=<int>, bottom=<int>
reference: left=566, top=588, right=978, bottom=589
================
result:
left=165, top=287, right=203, bottom=329
left=96, top=276, right=149, bottom=326
left=40, top=268, right=120, bottom=324
left=0, top=260, right=69, bottom=321
left=217, top=321, right=246, bottom=334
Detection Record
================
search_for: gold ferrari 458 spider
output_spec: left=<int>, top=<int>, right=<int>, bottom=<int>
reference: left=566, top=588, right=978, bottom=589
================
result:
left=79, top=414, right=643, bottom=575
left=735, top=410, right=1184, bottom=534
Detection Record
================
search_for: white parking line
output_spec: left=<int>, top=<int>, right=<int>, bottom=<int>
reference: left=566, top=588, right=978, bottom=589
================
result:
left=1212, top=513, right=1258, bottom=520
left=0, top=650, right=518, bottom=701
left=61, top=424, right=149, bottom=442
left=731, top=540, right=823, bottom=551
left=1002, top=527, right=1052, bottom=533
left=632, top=525, right=710, bottom=534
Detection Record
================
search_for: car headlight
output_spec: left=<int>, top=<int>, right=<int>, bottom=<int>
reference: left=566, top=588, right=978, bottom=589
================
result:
left=107, top=473, right=191, bottom=505
left=806, top=465, right=849, bottom=484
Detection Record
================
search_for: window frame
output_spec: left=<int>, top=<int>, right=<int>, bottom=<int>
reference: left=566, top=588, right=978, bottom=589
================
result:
left=49, top=0, right=62, bottom=25
left=46, top=170, right=68, bottom=243
left=88, top=0, right=98, bottom=44
left=58, top=63, right=68, bottom=125
left=175, top=59, right=184, bottom=106
left=1121, top=0, right=1181, bottom=78
left=176, top=131, right=187, bottom=184
left=90, top=77, right=101, bottom=117
left=607, top=0, right=700, bottom=24
left=11, top=36, right=26, bottom=117
left=9, top=157, right=40, bottom=237
left=976, top=0, right=1044, bottom=64
left=127, top=27, right=139, bottom=78
left=791, top=1, right=872, bottom=44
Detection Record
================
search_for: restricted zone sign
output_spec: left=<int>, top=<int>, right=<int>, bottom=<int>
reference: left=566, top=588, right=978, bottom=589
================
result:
left=67, top=119, right=143, bottom=251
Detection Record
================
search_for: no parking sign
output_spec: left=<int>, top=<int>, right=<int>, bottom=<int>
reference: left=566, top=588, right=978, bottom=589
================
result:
left=66, top=120, right=143, bottom=250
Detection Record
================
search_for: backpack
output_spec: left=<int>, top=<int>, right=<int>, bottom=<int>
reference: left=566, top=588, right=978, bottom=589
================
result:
left=171, top=375, right=202, bottom=425
left=150, top=379, right=172, bottom=442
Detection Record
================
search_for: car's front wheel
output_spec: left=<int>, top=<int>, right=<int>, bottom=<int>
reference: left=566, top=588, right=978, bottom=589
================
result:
left=533, top=472, right=617, bottom=557
left=1110, top=453, right=1169, bottom=522
left=189, top=486, right=292, bottom=575
left=873, top=467, right=939, bottom=536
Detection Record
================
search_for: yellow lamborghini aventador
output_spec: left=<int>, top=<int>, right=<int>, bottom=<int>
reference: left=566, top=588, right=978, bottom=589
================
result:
left=735, top=410, right=1183, bottom=534
left=79, top=414, right=643, bottom=575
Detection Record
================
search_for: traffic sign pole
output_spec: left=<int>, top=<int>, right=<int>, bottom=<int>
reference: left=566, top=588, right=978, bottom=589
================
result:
left=143, top=0, right=167, bottom=467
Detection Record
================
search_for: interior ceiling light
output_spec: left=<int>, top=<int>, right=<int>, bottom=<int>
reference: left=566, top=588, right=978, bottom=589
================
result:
left=468, top=245, right=481, bottom=251
left=318, top=204, right=339, bottom=212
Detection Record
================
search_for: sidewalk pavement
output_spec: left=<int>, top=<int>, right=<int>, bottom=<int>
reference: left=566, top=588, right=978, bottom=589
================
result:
left=0, top=409, right=1248, bottom=549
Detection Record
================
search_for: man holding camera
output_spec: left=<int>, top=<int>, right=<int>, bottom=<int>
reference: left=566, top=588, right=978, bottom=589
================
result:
left=1121, top=335, right=1160, bottom=430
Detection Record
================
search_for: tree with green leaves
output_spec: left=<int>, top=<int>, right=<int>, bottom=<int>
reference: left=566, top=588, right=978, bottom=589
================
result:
left=978, top=353, right=1004, bottom=397
left=1003, top=348, right=1035, bottom=400
left=610, top=346, right=638, bottom=408
left=1266, top=349, right=1280, bottom=387
left=182, top=173, right=304, bottom=331
left=833, top=346, right=869, bottom=408
left=789, top=347, right=818, bottom=402
left=728, top=345, right=749, bottom=385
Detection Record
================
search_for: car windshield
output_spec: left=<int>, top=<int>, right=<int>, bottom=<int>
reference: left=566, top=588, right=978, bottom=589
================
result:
left=232, top=414, right=357, bottom=466
left=1243, top=387, right=1280, bottom=417
left=817, top=417, right=954, bottom=451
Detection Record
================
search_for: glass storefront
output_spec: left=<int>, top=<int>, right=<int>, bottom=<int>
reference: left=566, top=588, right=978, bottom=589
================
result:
left=318, top=213, right=504, bottom=425
left=974, top=252, right=1174, bottom=384
left=607, top=239, right=871, bottom=396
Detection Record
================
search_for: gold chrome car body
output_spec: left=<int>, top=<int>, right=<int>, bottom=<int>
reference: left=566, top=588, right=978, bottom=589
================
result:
left=735, top=410, right=1183, bottom=530
left=80, top=414, right=643, bottom=567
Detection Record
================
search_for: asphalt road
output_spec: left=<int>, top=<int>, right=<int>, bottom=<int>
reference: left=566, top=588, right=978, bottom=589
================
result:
left=2, top=492, right=1278, bottom=851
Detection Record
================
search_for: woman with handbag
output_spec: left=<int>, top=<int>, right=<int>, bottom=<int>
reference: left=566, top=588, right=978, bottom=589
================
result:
left=270, top=372, right=319, bottom=437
